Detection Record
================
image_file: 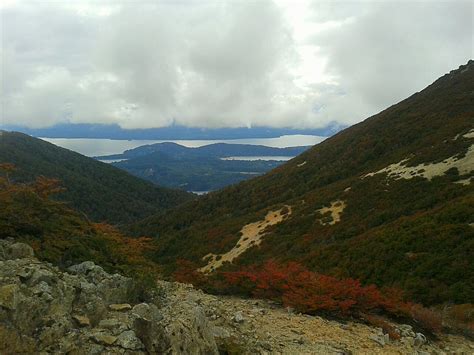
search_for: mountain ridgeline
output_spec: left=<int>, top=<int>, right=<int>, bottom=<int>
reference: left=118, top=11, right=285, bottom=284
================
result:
left=130, top=61, right=474, bottom=305
left=0, top=131, right=192, bottom=224
left=97, top=142, right=309, bottom=160
left=98, top=143, right=310, bottom=191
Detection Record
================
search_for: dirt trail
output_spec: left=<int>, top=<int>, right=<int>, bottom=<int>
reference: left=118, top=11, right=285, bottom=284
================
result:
left=200, top=206, right=291, bottom=273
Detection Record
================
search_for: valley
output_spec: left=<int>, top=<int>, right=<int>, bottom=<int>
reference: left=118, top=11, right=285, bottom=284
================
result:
left=0, top=54, right=473, bottom=355
left=99, top=143, right=310, bottom=191
left=2, top=1, right=472, bottom=353
left=0, top=131, right=192, bottom=224
left=130, top=60, right=474, bottom=306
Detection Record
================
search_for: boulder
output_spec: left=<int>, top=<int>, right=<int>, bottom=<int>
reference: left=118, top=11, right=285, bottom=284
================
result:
left=115, top=330, right=145, bottom=350
left=109, top=303, right=132, bottom=312
left=0, top=284, right=19, bottom=310
left=414, top=332, right=427, bottom=347
left=7, top=243, right=34, bottom=260
left=91, top=332, right=117, bottom=346
left=73, top=315, right=91, bottom=327
left=0, top=240, right=220, bottom=354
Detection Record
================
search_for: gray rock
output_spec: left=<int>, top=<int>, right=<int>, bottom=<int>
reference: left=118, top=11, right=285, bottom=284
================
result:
left=7, top=243, right=34, bottom=260
left=398, top=324, right=416, bottom=338
left=109, top=303, right=132, bottom=311
left=0, top=263, right=218, bottom=353
left=91, top=332, right=117, bottom=346
left=29, top=268, right=55, bottom=286
left=414, top=332, right=427, bottom=347
left=369, top=334, right=385, bottom=346
left=98, top=318, right=122, bottom=330
left=72, top=314, right=91, bottom=327
left=156, top=286, right=219, bottom=355
left=32, top=281, right=51, bottom=295
left=0, top=283, right=19, bottom=309
left=115, top=330, right=144, bottom=350
left=68, top=261, right=96, bottom=275
left=233, top=311, right=245, bottom=323
left=211, top=326, right=231, bottom=339
left=132, top=302, right=163, bottom=322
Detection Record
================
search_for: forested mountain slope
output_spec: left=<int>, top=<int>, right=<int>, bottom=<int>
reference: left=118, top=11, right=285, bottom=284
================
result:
left=0, top=132, right=192, bottom=224
left=130, top=61, right=474, bottom=305
left=97, top=143, right=310, bottom=191
left=97, top=142, right=309, bottom=160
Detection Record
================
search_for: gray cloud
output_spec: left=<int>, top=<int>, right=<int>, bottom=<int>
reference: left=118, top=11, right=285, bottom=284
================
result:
left=311, top=1, right=473, bottom=124
left=1, top=1, right=472, bottom=129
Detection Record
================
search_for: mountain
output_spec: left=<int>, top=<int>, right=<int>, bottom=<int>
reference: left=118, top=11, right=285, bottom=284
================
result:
left=2, top=122, right=341, bottom=140
left=0, top=167, right=158, bottom=271
left=97, top=142, right=310, bottom=160
left=98, top=143, right=310, bottom=191
left=0, top=131, right=192, bottom=224
left=1, top=135, right=471, bottom=351
left=130, top=60, right=474, bottom=305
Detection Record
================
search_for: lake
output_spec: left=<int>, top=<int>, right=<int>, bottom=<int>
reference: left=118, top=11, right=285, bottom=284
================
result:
left=221, top=156, right=293, bottom=161
left=41, top=135, right=327, bottom=157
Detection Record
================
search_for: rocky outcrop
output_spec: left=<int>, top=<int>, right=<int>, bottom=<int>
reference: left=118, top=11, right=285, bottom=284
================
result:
left=0, top=239, right=218, bottom=354
left=1, top=239, right=473, bottom=354
left=159, top=282, right=474, bottom=355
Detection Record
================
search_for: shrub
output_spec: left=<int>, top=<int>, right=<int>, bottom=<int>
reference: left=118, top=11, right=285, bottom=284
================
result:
left=361, top=314, right=401, bottom=340
left=173, top=259, right=444, bottom=335
left=410, top=304, right=443, bottom=334
left=438, top=304, right=474, bottom=337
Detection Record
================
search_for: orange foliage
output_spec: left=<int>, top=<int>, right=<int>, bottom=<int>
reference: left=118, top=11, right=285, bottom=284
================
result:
left=32, top=176, right=66, bottom=198
left=173, top=259, right=443, bottom=334
left=93, top=222, right=155, bottom=266
left=441, top=304, right=474, bottom=336
left=220, top=261, right=402, bottom=316
left=173, top=259, right=209, bottom=288
left=409, top=304, right=443, bottom=334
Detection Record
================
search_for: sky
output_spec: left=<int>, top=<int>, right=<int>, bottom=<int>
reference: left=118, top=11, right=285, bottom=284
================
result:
left=1, top=0, right=472, bottom=130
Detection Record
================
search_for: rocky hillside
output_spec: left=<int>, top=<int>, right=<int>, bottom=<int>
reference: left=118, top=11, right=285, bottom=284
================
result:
left=1, top=239, right=473, bottom=354
left=0, top=131, right=192, bottom=224
left=130, top=61, right=474, bottom=305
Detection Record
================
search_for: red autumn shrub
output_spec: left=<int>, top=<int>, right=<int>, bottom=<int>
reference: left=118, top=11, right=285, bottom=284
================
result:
left=410, top=304, right=443, bottom=334
left=220, top=260, right=402, bottom=316
left=173, top=259, right=209, bottom=288
left=173, top=259, right=441, bottom=334
left=440, top=304, right=474, bottom=337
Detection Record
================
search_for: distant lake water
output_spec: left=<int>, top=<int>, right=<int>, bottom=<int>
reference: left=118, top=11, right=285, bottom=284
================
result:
left=40, top=135, right=326, bottom=157
left=221, top=156, right=293, bottom=161
left=98, top=158, right=129, bottom=163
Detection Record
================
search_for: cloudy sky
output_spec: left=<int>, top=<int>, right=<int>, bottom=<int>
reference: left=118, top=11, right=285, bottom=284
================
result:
left=1, top=0, right=472, bottom=129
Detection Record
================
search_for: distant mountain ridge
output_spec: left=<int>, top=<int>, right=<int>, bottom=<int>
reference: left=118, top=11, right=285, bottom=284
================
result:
left=130, top=60, right=474, bottom=305
left=97, top=142, right=310, bottom=160
left=99, top=143, right=310, bottom=192
left=1, top=123, right=341, bottom=140
left=0, top=131, right=192, bottom=224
